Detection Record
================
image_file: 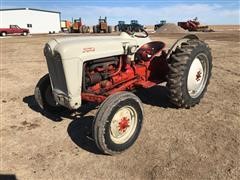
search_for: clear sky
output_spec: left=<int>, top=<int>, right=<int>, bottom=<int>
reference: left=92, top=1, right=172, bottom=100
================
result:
left=1, top=0, right=240, bottom=25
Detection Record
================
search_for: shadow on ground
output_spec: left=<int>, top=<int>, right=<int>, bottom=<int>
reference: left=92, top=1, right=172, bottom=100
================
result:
left=23, top=95, right=97, bottom=122
left=23, top=86, right=173, bottom=154
left=0, top=174, right=17, bottom=180
left=135, top=85, right=175, bottom=108
left=67, top=115, right=102, bottom=154
left=23, top=95, right=101, bottom=154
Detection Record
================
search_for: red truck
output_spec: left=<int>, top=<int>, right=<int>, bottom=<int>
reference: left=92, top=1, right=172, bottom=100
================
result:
left=0, top=25, right=29, bottom=36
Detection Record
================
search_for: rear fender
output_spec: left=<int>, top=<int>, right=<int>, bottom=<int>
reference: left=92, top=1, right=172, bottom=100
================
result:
left=166, top=34, right=199, bottom=59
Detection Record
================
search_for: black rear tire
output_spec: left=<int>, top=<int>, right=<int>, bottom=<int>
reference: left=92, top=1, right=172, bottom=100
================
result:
left=93, top=91, right=143, bottom=155
left=86, top=26, right=90, bottom=33
left=93, top=26, right=96, bottom=33
left=167, top=39, right=212, bottom=108
left=81, top=25, right=88, bottom=33
left=34, top=74, right=66, bottom=114
left=108, top=26, right=112, bottom=33
left=115, top=26, right=119, bottom=32
left=79, top=27, right=82, bottom=33
left=96, top=25, right=100, bottom=33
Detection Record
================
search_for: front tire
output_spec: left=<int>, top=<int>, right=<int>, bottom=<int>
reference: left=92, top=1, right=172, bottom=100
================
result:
left=167, top=39, right=212, bottom=108
left=93, top=92, right=144, bottom=155
left=34, top=74, right=66, bottom=114
left=22, top=32, right=28, bottom=36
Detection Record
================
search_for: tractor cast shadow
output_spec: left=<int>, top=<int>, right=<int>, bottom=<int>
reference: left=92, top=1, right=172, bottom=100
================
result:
left=135, top=85, right=175, bottom=108
left=0, top=174, right=17, bottom=180
left=66, top=115, right=102, bottom=154
left=23, top=95, right=101, bottom=154
left=23, top=86, right=174, bottom=154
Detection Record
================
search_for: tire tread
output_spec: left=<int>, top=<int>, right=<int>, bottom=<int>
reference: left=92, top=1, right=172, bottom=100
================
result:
left=167, top=40, right=212, bottom=108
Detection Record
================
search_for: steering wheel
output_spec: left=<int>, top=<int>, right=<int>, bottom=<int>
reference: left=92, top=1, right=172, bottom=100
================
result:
left=126, top=28, right=149, bottom=38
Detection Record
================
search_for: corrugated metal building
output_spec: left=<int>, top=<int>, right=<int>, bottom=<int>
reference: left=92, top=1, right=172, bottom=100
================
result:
left=0, top=8, right=61, bottom=33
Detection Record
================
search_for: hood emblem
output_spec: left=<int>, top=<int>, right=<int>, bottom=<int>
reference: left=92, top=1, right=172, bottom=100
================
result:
left=83, top=47, right=95, bottom=53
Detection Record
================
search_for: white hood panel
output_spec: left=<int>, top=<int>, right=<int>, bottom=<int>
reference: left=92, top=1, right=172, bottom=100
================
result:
left=48, top=32, right=151, bottom=61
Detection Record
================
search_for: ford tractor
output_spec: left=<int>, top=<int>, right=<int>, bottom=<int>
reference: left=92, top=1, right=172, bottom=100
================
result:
left=35, top=30, right=212, bottom=155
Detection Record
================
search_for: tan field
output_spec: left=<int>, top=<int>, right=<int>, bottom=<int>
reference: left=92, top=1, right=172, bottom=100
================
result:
left=208, top=25, right=240, bottom=31
left=145, top=24, right=240, bottom=32
left=1, top=28, right=240, bottom=179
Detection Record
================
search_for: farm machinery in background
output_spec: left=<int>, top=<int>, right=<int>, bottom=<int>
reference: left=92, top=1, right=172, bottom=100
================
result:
left=71, top=18, right=90, bottom=33
left=114, top=21, right=127, bottom=32
left=129, top=20, right=144, bottom=32
left=93, top=16, right=112, bottom=33
left=60, top=20, right=72, bottom=32
left=154, top=20, right=166, bottom=30
left=178, top=17, right=214, bottom=32
left=115, top=20, right=144, bottom=32
left=60, top=18, right=90, bottom=33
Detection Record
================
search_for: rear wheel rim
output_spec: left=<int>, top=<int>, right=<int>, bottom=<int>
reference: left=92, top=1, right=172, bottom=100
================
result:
left=187, top=53, right=209, bottom=98
left=110, top=106, right=138, bottom=144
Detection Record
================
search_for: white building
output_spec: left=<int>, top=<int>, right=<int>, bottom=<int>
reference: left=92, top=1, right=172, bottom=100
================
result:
left=0, top=8, right=61, bottom=34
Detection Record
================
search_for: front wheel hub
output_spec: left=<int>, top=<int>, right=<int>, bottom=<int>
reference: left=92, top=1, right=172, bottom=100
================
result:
left=118, top=117, right=129, bottom=132
left=110, top=106, right=138, bottom=144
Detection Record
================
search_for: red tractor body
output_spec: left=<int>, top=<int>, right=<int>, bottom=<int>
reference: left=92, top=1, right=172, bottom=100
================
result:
left=82, top=41, right=168, bottom=103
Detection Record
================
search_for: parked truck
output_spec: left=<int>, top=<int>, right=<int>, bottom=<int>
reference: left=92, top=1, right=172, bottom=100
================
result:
left=0, top=25, right=29, bottom=36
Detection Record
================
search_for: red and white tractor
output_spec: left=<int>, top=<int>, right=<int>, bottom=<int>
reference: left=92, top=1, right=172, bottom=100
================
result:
left=35, top=30, right=212, bottom=155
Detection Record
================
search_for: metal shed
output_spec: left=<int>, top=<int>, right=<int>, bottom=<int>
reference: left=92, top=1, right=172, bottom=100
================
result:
left=0, top=8, right=61, bottom=34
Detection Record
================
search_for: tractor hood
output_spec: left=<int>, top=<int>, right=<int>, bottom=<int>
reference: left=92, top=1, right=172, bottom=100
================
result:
left=45, top=32, right=151, bottom=61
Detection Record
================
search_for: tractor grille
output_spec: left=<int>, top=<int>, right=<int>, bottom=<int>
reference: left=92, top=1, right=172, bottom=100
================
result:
left=44, top=45, right=68, bottom=94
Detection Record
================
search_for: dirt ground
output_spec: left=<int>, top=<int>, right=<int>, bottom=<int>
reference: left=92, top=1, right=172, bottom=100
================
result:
left=1, top=28, right=240, bottom=180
